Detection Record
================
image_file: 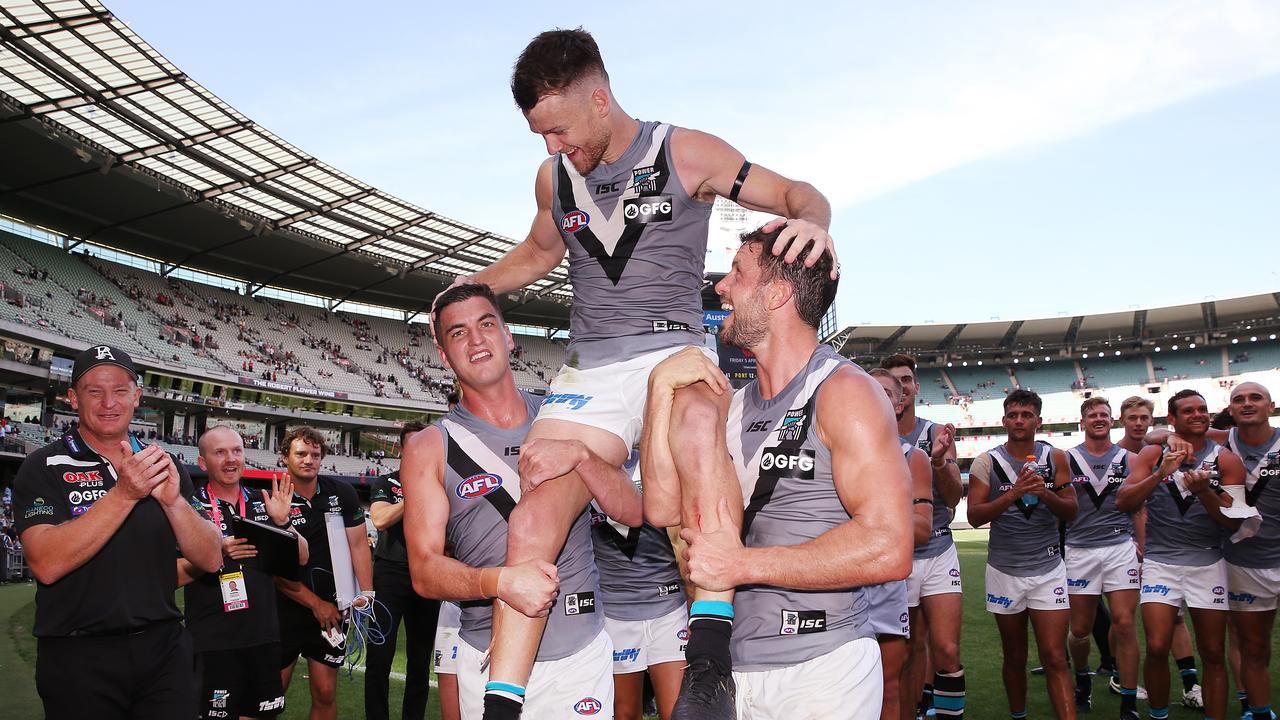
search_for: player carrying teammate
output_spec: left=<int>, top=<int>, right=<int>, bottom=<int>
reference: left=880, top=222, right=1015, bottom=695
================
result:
left=643, top=226, right=912, bottom=719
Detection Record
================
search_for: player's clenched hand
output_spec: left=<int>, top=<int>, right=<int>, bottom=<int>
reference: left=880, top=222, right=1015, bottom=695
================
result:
left=223, top=536, right=257, bottom=561
left=680, top=498, right=745, bottom=592
left=1166, top=434, right=1194, bottom=457
left=116, top=442, right=170, bottom=501
left=761, top=217, right=839, bottom=280
left=518, top=438, right=587, bottom=494
left=1156, top=450, right=1187, bottom=479
left=149, top=454, right=184, bottom=508
left=498, top=560, right=560, bottom=618
left=648, top=347, right=729, bottom=399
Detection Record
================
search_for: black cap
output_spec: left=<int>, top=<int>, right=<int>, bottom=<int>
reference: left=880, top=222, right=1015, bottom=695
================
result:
left=71, top=345, right=138, bottom=386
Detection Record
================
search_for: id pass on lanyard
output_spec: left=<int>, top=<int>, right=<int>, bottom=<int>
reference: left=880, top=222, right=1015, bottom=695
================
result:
left=209, top=493, right=250, bottom=613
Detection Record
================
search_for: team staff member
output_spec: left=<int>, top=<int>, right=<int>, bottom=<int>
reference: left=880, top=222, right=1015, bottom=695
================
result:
left=1117, top=390, right=1244, bottom=720
left=644, top=228, right=912, bottom=719
left=13, top=345, right=223, bottom=719
left=967, top=389, right=1078, bottom=720
left=879, top=354, right=966, bottom=720
left=402, top=283, right=642, bottom=720
left=591, top=450, right=686, bottom=720
left=457, top=30, right=838, bottom=718
left=274, top=426, right=374, bottom=720
left=1063, top=398, right=1141, bottom=719
left=366, top=421, right=440, bottom=720
left=179, top=426, right=308, bottom=720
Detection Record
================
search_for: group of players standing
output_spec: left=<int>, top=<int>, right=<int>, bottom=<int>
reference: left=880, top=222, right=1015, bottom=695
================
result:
left=11, top=24, right=1278, bottom=720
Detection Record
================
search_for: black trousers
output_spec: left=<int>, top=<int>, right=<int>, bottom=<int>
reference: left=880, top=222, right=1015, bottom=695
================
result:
left=365, top=559, right=440, bottom=720
left=37, top=620, right=195, bottom=720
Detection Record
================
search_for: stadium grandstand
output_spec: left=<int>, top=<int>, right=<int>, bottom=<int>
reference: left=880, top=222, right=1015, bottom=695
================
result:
left=830, top=298, right=1280, bottom=462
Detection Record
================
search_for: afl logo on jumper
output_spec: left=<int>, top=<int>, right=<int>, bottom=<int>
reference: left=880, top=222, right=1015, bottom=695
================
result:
left=561, top=210, right=590, bottom=234
left=622, top=196, right=673, bottom=225
left=574, top=697, right=603, bottom=715
left=456, top=474, right=503, bottom=499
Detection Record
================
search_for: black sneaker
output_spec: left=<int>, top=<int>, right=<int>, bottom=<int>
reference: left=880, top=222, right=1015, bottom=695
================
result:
left=1075, top=680, right=1093, bottom=712
left=1119, top=710, right=1140, bottom=720
left=671, top=657, right=736, bottom=720
left=1095, top=662, right=1117, bottom=679
left=1031, top=666, right=1047, bottom=676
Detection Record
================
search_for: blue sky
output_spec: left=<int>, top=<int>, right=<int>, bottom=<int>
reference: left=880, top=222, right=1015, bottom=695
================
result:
left=107, top=1, right=1280, bottom=326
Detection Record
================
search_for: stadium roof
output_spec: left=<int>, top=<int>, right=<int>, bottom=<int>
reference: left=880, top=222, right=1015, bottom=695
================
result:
left=829, top=291, right=1280, bottom=363
left=0, top=0, right=572, bottom=328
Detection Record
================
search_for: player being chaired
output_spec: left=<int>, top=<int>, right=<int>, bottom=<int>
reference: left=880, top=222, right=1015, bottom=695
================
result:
left=443, top=28, right=839, bottom=720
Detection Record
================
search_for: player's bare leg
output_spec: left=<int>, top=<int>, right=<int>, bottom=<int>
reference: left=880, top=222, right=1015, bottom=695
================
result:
left=485, top=419, right=626, bottom=718
left=666, top=382, right=741, bottom=719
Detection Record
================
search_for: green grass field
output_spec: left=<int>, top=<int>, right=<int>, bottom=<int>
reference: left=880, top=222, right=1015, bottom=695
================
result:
left=2, top=531, right=1276, bottom=718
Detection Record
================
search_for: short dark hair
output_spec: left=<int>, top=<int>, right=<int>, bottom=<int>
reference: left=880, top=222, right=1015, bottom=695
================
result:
left=511, top=29, right=608, bottom=112
left=432, top=283, right=503, bottom=342
left=1210, top=408, right=1236, bottom=430
left=1004, top=388, right=1043, bottom=414
left=399, top=421, right=426, bottom=446
left=1167, top=389, right=1204, bottom=417
left=445, top=391, right=460, bottom=407
left=880, top=354, right=917, bottom=373
left=738, top=225, right=837, bottom=330
left=281, top=426, right=327, bottom=458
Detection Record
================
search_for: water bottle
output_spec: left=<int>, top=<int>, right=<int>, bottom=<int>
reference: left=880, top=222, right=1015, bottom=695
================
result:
left=1022, top=454, right=1040, bottom=505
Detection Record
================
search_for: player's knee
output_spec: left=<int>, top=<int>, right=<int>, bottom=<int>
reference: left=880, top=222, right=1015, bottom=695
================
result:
left=1145, top=636, right=1172, bottom=658
left=506, top=501, right=556, bottom=559
left=311, top=678, right=337, bottom=706
left=670, top=390, right=722, bottom=444
left=1239, top=630, right=1270, bottom=660
left=933, top=640, right=961, bottom=671
left=1111, top=613, right=1136, bottom=639
left=1039, top=650, right=1070, bottom=673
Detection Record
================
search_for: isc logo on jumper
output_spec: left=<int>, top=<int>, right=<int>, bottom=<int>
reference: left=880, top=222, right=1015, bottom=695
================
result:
left=779, top=609, right=826, bottom=635
left=456, top=474, right=503, bottom=499
left=561, top=210, right=590, bottom=234
left=622, top=196, right=672, bottom=225
left=565, top=591, right=596, bottom=615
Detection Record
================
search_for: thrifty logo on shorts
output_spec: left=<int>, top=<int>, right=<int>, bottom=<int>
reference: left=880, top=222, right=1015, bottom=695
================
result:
left=1229, top=591, right=1257, bottom=604
left=543, top=393, right=593, bottom=410
left=987, top=593, right=1013, bottom=609
left=1142, top=584, right=1171, bottom=596
left=1067, top=578, right=1089, bottom=588
left=613, top=647, right=641, bottom=663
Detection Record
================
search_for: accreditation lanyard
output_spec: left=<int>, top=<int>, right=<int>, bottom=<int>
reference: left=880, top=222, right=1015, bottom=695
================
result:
left=208, top=488, right=250, bottom=613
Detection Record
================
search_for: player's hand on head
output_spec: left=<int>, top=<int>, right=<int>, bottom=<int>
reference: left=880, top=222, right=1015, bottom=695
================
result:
left=678, top=498, right=744, bottom=592
left=650, top=347, right=729, bottom=396
left=518, top=439, right=586, bottom=494
left=498, top=559, right=560, bottom=618
left=116, top=442, right=170, bottom=501
left=762, top=217, right=839, bottom=280
left=428, top=274, right=476, bottom=333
